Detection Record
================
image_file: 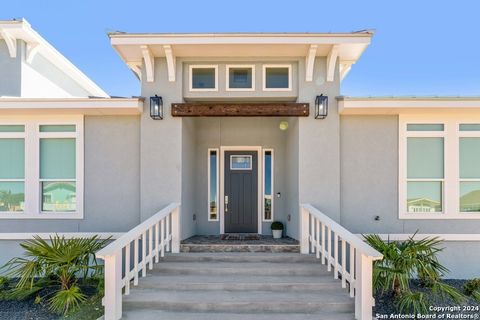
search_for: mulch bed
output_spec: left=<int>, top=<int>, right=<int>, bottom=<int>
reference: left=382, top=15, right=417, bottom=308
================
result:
left=0, top=294, right=58, bottom=320
left=374, top=279, right=480, bottom=318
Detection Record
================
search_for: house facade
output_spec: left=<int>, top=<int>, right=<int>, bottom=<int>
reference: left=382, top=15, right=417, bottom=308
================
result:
left=0, top=20, right=479, bottom=279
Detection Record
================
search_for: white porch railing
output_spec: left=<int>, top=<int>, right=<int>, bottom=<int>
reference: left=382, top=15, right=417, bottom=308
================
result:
left=96, top=203, right=181, bottom=320
left=300, top=204, right=383, bottom=320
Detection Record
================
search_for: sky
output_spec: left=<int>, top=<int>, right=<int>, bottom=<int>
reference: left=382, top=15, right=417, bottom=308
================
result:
left=3, top=0, right=480, bottom=97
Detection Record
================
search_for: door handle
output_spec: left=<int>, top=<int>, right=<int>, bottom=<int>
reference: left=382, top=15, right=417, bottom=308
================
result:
left=225, top=196, right=229, bottom=213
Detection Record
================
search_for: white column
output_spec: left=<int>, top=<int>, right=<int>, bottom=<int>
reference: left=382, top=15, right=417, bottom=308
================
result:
left=103, top=252, right=122, bottom=320
left=300, top=207, right=310, bottom=254
left=171, top=206, right=181, bottom=253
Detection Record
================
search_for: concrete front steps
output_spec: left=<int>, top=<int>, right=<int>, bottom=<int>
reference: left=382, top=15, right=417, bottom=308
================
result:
left=122, top=253, right=354, bottom=320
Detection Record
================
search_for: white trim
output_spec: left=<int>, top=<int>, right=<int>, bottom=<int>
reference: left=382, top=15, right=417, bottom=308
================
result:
left=399, top=114, right=480, bottom=219
left=338, top=97, right=480, bottom=115
left=361, top=234, right=480, bottom=242
left=189, top=65, right=219, bottom=92
left=141, top=45, right=155, bottom=82
left=0, top=98, right=144, bottom=115
left=0, top=29, right=17, bottom=58
left=339, top=61, right=354, bottom=81
left=326, top=45, right=339, bottom=82
left=305, top=45, right=317, bottom=82
left=262, top=149, right=274, bottom=222
left=225, top=64, right=255, bottom=91
left=0, top=115, right=84, bottom=219
left=220, top=146, right=262, bottom=234
left=262, top=64, right=292, bottom=92
left=126, top=61, right=142, bottom=80
left=0, top=232, right=123, bottom=240
left=207, top=148, right=219, bottom=222
left=163, top=45, right=176, bottom=82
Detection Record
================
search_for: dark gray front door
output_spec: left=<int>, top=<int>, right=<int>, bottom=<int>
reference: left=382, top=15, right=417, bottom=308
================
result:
left=224, top=151, right=258, bottom=233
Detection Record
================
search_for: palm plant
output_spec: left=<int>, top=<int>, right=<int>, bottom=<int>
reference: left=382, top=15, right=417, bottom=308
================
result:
left=364, top=233, right=465, bottom=315
left=1, top=234, right=109, bottom=315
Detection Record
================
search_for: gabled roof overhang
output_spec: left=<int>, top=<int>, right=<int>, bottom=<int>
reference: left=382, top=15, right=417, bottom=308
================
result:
left=0, top=19, right=108, bottom=98
left=0, top=98, right=143, bottom=115
left=338, top=96, right=480, bottom=115
left=109, top=32, right=373, bottom=83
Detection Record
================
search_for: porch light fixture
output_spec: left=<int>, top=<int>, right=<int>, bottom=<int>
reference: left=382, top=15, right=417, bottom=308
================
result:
left=150, top=95, right=163, bottom=120
left=315, top=94, right=328, bottom=119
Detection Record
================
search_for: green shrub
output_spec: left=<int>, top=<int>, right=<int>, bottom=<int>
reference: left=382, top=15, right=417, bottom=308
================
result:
left=364, top=233, right=465, bottom=314
left=0, top=234, right=108, bottom=315
left=270, top=221, right=284, bottom=230
left=463, top=278, right=480, bottom=296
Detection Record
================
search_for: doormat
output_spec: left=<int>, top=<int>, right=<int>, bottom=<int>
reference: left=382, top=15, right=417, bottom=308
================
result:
left=221, top=234, right=260, bottom=241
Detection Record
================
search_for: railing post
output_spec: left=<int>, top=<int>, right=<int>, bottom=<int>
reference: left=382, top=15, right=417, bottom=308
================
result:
left=355, top=252, right=374, bottom=320
left=300, top=206, right=310, bottom=254
left=104, top=252, right=122, bottom=320
left=171, top=206, right=180, bottom=253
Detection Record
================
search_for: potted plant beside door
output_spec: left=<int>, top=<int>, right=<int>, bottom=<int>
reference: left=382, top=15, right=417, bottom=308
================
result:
left=271, top=221, right=284, bottom=239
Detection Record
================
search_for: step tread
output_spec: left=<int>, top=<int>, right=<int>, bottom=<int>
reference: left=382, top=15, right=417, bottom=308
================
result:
left=139, top=274, right=339, bottom=284
left=164, top=252, right=316, bottom=261
left=122, top=310, right=355, bottom=320
left=154, top=261, right=329, bottom=269
left=123, top=288, right=353, bottom=304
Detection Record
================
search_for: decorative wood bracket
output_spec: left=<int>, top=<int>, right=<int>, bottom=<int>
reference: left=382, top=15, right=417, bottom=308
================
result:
left=171, top=103, right=310, bottom=117
left=163, top=45, right=176, bottom=82
left=0, top=30, right=17, bottom=58
left=305, top=45, right=318, bottom=82
left=339, top=61, right=355, bottom=81
left=141, top=45, right=154, bottom=82
left=126, top=61, right=142, bottom=80
left=26, top=42, right=40, bottom=63
left=326, top=45, right=340, bottom=82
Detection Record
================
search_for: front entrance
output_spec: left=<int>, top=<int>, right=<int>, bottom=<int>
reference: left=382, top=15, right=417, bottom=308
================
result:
left=224, top=150, right=258, bottom=233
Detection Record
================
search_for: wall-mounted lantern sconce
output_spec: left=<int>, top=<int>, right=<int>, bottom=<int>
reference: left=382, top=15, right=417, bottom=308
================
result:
left=150, top=95, right=163, bottom=120
left=315, top=94, right=328, bottom=119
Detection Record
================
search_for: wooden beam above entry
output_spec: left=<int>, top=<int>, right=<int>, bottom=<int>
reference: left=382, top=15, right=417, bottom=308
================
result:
left=171, top=103, right=310, bottom=117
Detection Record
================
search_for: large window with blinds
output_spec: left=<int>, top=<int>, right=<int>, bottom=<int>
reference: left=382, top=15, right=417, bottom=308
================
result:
left=0, top=125, right=25, bottom=213
left=0, top=117, right=83, bottom=219
left=399, top=115, right=480, bottom=219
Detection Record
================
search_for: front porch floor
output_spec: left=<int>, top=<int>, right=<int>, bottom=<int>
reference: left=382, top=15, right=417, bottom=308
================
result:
left=181, top=235, right=299, bottom=253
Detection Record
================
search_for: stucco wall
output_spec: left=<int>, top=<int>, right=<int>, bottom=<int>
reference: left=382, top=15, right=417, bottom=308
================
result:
left=285, top=118, right=299, bottom=238
left=0, top=115, right=141, bottom=233
left=340, top=115, right=480, bottom=234
left=0, top=39, right=21, bottom=96
left=181, top=117, right=197, bottom=239
left=296, top=57, right=342, bottom=239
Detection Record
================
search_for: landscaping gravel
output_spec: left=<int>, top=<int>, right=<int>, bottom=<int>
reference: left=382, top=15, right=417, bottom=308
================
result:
left=0, top=295, right=58, bottom=320
left=374, top=279, right=480, bottom=318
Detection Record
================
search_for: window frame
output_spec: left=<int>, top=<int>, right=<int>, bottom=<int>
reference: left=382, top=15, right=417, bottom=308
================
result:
left=262, top=148, right=274, bottom=222
left=0, top=123, right=26, bottom=214
left=399, top=114, right=480, bottom=219
left=262, top=64, right=292, bottom=92
left=189, top=65, right=219, bottom=92
left=207, top=148, right=219, bottom=221
left=225, top=64, right=255, bottom=92
left=458, top=122, right=480, bottom=214
left=0, top=115, right=84, bottom=219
